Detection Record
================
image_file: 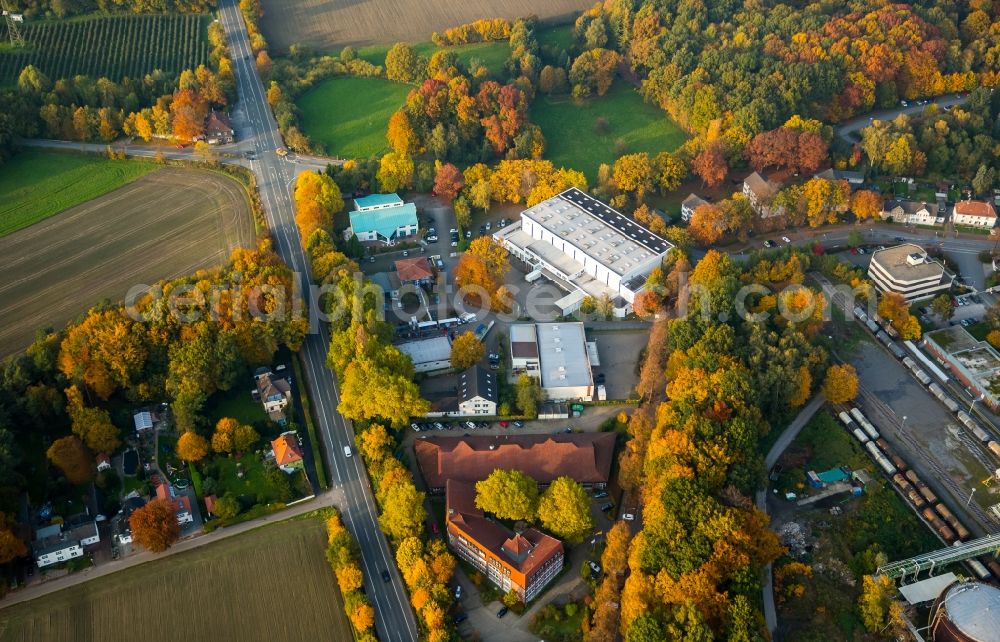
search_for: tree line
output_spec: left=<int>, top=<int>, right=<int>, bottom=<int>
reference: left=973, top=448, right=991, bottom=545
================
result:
left=590, top=246, right=856, bottom=641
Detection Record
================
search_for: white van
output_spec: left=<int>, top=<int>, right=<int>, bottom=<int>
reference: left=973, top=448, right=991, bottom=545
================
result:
left=343, top=445, right=352, bottom=458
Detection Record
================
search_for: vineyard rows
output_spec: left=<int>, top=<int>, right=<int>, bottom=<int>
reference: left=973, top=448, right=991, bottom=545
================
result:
left=0, top=14, right=210, bottom=85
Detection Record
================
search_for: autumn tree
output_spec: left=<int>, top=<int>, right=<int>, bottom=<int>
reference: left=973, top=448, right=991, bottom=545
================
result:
left=475, top=469, right=538, bottom=521
left=65, top=385, right=121, bottom=454
left=129, top=498, right=181, bottom=553
left=377, top=151, right=414, bottom=192
left=385, top=43, right=426, bottom=83
left=822, top=364, right=859, bottom=404
left=859, top=574, right=903, bottom=635
left=450, top=332, right=485, bottom=370
left=0, top=516, right=27, bottom=564
left=689, top=203, right=726, bottom=246
left=516, top=373, right=543, bottom=417
left=433, top=162, right=463, bottom=200
left=213, top=494, right=240, bottom=519
left=47, top=436, right=93, bottom=485
left=692, top=144, right=727, bottom=187
left=878, top=292, right=921, bottom=340
left=613, top=153, right=654, bottom=196
left=601, top=521, right=631, bottom=577
left=378, top=479, right=427, bottom=541
left=177, top=431, right=209, bottom=462
left=851, top=189, right=883, bottom=220
left=336, top=561, right=365, bottom=593
left=294, top=171, right=343, bottom=244
left=654, top=151, right=686, bottom=193
left=453, top=237, right=511, bottom=310
left=537, top=476, right=593, bottom=543
left=568, top=48, right=621, bottom=97
left=170, top=89, right=208, bottom=141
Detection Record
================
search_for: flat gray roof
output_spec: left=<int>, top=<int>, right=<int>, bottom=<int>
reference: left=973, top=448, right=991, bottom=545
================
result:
left=396, top=335, right=451, bottom=365
left=534, top=323, right=592, bottom=389
left=870, top=243, right=945, bottom=281
left=521, top=188, right=671, bottom=276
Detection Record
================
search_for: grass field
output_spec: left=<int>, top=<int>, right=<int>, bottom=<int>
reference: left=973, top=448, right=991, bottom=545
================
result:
left=297, top=76, right=410, bottom=158
left=0, top=14, right=209, bottom=84
left=357, top=40, right=511, bottom=75
left=0, top=518, right=352, bottom=642
left=0, top=151, right=157, bottom=237
left=0, top=165, right=255, bottom=357
left=531, top=83, right=688, bottom=181
left=259, top=0, right=590, bottom=52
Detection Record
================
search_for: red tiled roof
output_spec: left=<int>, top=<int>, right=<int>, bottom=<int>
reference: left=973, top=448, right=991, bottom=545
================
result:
left=415, top=433, right=616, bottom=489
left=446, top=480, right=562, bottom=579
left=954, top=200, right=997, bottom=219
left=394, top=257, right=434, bottom=282
left=155, top=483, right=171, bottom=502
left=204, top=495, right=217, bottom=513
left=96, top=453, right=111, bottom=465
left=204, top=110, right=233, bottom=135
left=271, top=434, right=303, bottom=466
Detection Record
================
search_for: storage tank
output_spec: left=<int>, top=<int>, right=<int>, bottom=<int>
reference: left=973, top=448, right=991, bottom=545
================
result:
left=907, top=489, right=926, bottom=509
left=917, top=370, right=932, bottom=385
left=875, top=454, right=897, bottom=476
left=919, top=485, right=939, bottom=504
left=970, top=425, right=990, bottom=443
left=850, top=408, right=866, bottom=423
left=852, top=428, right=870, bottom=444
left=944, top=398, right=960, bottom=413
left=903, top=357, right=916, bottom=369
left=905, top=470, right=921, bottom=486
left=930, top=581, right=1000, bottom=642
left=929, top=383, right=944, bottom=397
left=988, top=441, right=1000, bottom=460
left=838, top=411, right=853, bottom=426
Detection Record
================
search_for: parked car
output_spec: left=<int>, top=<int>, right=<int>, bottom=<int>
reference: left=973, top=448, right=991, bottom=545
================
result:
left=381, top=569, right=391, bottom=582
left=369, top=256, right=376, bottom=263
left=402, top=250, right=409, bottom=257
left=593, top=491, right=609, bottom=499
left=454, top=585, right=462, bottom=599
left=623, top=512, right=635, bottom=521
left=497, top=607, right=509, bottom=618
left=455, top=613, right=468, bottom=624
left=588, top=561, right=601, bottom=575
left=781, top=236, right=791, bottom=243
left=485, top=221, right=492, bottom=230
left=343, top=445, right=352, bottom=457
left=465, top=421, right=477, bottom=429
left=600, top=502, right=614, bottom=512
left=426, top=235, right=438, bottom=242
left=465, top=230, right=472, bottom=239
left=500, top=421, right=509, bottom=428
left=433, top=422, right=444, bottom=430
left=512, top=421, right=524, bottom=428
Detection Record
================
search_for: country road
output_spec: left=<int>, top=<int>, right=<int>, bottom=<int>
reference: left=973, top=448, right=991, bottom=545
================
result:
left=833, top=93, right=969, bottom=144
left=214, top=1, right=419, bottom=639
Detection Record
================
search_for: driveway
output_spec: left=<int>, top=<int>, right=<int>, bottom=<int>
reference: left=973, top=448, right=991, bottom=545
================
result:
left=834, top=93, right=969, bottom=143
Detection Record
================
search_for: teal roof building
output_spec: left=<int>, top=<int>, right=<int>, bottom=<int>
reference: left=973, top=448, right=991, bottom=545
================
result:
left=348, top=193, right=418, bottom=244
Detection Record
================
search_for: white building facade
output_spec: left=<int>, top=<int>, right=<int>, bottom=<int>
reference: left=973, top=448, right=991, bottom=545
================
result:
left=495, top=189, right=671, bottom=317
left=868, top=244, right=953, bottom=302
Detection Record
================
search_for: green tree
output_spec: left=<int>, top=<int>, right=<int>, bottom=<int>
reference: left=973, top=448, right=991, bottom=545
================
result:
left=213, top=494, right=241, bottom=519
left=385, top=43, right=425, bottom=83
left=516, top=374, right=543, bottom=417
left=537, top=476, right=593, bottom=543
left=930, top=293, right=955, bottom=320
left=475, top=469, right=538, bottom=521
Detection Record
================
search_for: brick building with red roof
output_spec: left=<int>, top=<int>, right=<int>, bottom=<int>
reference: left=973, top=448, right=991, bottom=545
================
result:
left=416, top=433, right=616, bottom=601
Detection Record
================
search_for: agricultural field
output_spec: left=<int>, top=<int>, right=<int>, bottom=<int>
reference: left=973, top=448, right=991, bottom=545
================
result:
left=0, top=518, right=352, bottom=642
left=297, top=76, right=410, bottom=158
left=531, top=83, right=688, bottom=182
left=0, top=165, right=254, bottom=357
left=259, top=0, right=591, bottom=52
left=0, top=150, right=156, bottom=237
left=0, top=14, right=209, bottom=85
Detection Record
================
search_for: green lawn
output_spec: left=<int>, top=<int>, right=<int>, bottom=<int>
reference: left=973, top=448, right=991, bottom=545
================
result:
left=297, top=76, right=411, bottom=159
left=357, top=40, right=510, bottom=75
left=211, top=454, right=291, bottom=503
left=206, top=385, right=268, bottom=427
left=537, top=24, right=574, bottom=56
left=0, top=150, right=156, bottom=237
left=531, top=83, right=688, bottom=181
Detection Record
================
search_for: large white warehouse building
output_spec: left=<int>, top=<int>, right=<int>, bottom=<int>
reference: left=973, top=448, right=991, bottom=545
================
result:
left=495, top=188, right=672, bottom=316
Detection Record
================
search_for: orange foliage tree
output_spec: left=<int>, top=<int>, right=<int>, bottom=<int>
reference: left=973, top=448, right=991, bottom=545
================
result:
left=129, top=498, right=181, bottom=552
left=169, top=89, right=208, bottom=141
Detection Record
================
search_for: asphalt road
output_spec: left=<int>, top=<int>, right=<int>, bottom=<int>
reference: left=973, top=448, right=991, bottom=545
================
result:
left=834, top=93, right=969, bottom=143
left=215, top=0, right=418, bottom=639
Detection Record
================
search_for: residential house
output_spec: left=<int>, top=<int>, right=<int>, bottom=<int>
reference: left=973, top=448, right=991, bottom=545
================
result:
left=346, top=194, right=419, bottom=245
left=394, top=256, right=434, bottom=286
left=680, top=193, right=708, bottom=223
left=456, top=365, right=498, bottom=416
left=156, top=483, right=194, bottom=526
left=203, top=111, right=234, bottom=145
left=743, top=171, right=783, bottom=217
left=33, top=519, right=99, bottom=567
left=271, top=432, right=304, bottom=473
left=813, top=168, right=865, bottom=188
left=114, top=495, right=147, bottom=545
left=880, top=199, right=943, bottom=227
left=204, top=495, right=217, bottom=517
left=254, top=367, right=292, bottom=425
left=96, top=453, right=111, bottom=472
left=952, top=200, right=997, bottom=228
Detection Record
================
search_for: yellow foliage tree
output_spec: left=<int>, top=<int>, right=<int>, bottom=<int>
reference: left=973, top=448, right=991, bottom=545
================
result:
left=450, top=332, right=485, bottom=370
left=822, top=364, right=859, bottom=404
left=176, top=431, right=209, bottom=462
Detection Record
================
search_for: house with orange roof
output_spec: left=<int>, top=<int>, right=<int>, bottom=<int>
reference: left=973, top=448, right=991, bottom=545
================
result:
left=952, top=200, right=997, bottom=228
left=271, top=431, right=304, bottom=473
left=155, top=482, right=193, bottom=525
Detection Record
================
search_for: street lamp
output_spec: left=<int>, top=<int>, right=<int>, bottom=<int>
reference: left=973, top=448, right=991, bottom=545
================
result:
left=901, top=415, right=907, bottom=430
left=969, top=393, right=984, bottom=415
left=966, top=487, right=977, bottom=509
